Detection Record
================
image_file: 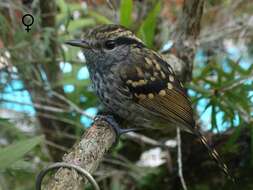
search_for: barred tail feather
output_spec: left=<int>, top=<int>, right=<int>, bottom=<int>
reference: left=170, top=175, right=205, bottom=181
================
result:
left=194, top=129, right=235, bottom=182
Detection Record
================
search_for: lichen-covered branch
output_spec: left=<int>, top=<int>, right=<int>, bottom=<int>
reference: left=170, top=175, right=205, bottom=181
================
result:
left=44, top=118, right=116, bottom=190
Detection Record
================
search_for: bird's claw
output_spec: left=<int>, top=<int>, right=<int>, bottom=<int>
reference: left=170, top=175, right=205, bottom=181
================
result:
left=94, top=115, right=139, bottom=146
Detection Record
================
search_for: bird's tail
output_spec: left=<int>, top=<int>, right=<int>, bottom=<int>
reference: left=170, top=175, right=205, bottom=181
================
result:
left=194, top=128, right=235, bottom=182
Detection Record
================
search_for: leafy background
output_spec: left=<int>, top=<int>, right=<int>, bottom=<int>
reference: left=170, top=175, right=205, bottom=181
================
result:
left=0, top=0, right=253, bottom=189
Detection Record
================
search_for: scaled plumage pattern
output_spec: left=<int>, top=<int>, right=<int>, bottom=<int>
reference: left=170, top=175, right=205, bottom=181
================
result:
left=66, top=24, right=232, bottom=180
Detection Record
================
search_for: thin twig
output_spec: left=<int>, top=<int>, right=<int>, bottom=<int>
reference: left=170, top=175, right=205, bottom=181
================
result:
left=177, top=128, right=187, bottom=190
left=106, top=0, right=117, bottom=21
left=44, top=140, right=69, bottom=152
left=1, top=95, right=94, bottom=119
left=94, top=170, right=124, bottom=183
left=1, top=98, right=68, bottom=113
left=102, top=158, right=131, bottom=169
left=36, top=112, right=84, bottom=128
left=51, top=91, right=94, bottom=119
left=125, top=132, right=176, bottom=148
left=42, top=128, right=79, bottom=140
left=1, top=98, right=79, bottom=117
left=125, top=132, right=163, bottom=147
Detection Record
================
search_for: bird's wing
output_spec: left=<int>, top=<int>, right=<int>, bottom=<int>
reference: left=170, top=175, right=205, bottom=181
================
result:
left=120, top=49, right=233, bottom=180
left=120, top=49, right=195, bottom=130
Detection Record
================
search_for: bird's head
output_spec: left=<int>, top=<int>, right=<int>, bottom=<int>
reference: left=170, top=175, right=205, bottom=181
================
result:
left=66, top=24, right=145, bottom=69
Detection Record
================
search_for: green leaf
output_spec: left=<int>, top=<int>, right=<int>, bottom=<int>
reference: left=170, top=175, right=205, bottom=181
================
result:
left=138, top=1, right=161, bottom=48
left=187, top=84, right=211, bottom=97
left=228, top=59, right=249, bottom=76
left=119, top=0, right=133, bottom=27
left=88, top=11, right=112, bottom=24
left=57, top=0, right=68, bottom=14
left=0, top=136, right=43, bottom=170
left=211, top=105, right=218, bottom=130
left=67, top=18, right=96, bottom=32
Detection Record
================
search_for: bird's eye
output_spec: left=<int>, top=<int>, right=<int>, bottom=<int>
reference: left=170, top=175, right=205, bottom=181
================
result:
left=104, top=40, right=116, bottom=50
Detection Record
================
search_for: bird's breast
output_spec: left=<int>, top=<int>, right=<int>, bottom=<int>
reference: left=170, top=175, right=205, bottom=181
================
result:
left=90, top=70, right=133, bottom=117
left=90, top=67, right=158, bottom=128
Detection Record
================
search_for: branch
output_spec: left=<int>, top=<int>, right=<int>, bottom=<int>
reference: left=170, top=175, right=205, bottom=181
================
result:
left=169, top=0, right=205, bottom=82
left=125, top=132, right=164, bottom=147
left=41, top=117, right=116, bottom=190
left=177, top=128, right=187, bottom=190
left=174, top=0, right=204, bottom=41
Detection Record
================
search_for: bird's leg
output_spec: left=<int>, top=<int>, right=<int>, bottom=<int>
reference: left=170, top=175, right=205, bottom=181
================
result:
left=94, top=115, right=140, bottom=145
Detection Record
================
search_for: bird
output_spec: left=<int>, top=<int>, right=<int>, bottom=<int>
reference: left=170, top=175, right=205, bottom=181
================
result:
left=66, top=24, right=233, bottom=181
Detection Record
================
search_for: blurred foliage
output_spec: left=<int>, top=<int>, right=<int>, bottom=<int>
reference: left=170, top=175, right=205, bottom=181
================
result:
left=0, top=0, right=253, bottom=189
left=137, top=1, right=161, bottom=48
left=0, top=135, right=42, bottom=170
left=119, top=0, right=133, bottom=27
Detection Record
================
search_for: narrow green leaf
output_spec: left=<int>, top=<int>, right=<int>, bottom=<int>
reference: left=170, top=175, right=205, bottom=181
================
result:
left=88, top=11, right=112, bottom=24
left=0, top=136, right=43, bottom=170
left=67, top=18, right=96, bottom=32
left=211, top=105, right=218, bottom=130
left=197, top=64, right=212, bottom=80
left=187, top=84, right=211, bottom=97
left=119, top=0, right=133, bottom=27
left=228, top=59, right=248, bottom=75
left=138, top=1, right=161, bottom=48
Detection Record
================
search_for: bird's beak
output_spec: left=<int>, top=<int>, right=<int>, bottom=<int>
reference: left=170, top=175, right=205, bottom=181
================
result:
left=65, top=39, right=89, bottom=49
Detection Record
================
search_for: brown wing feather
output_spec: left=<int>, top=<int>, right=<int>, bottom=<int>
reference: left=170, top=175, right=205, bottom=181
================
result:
left=138, top=88, right=195, bottom=131
left=121, top=48, right=233, bottom=179
left=121, top=48, right=195, bottom=131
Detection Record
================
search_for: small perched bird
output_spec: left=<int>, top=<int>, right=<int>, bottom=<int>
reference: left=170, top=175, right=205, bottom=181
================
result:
left=66, top=24, right=232, bottom=180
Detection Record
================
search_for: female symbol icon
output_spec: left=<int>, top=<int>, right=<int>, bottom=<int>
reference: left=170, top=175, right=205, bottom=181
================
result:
left=22, top=14, right=34, bottom=32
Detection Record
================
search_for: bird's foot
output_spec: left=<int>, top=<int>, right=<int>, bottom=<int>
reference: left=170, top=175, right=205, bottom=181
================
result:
left=94, top=115, right=139, bottom=146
